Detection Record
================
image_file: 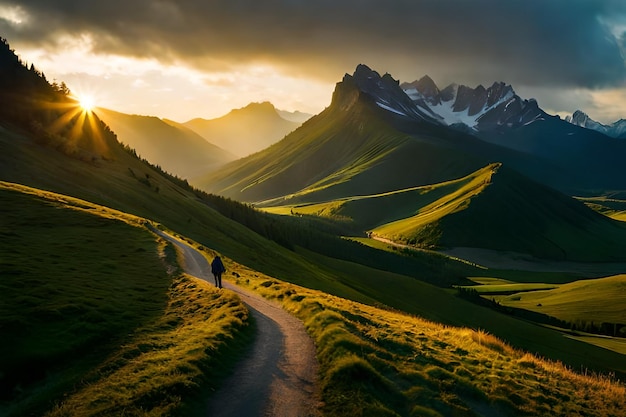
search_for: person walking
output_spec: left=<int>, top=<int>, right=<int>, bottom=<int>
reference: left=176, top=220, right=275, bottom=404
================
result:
left=211, top=255, right=226, bottom=289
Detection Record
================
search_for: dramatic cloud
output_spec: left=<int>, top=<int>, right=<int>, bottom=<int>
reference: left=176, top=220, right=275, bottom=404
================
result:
left=2, top=0, right=626, bottom=122
left=2, top=0, right=626, bottom=89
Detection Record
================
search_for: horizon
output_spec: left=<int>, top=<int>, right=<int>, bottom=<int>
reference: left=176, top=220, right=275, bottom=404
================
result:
left=2, top=1, right=626, bottom=123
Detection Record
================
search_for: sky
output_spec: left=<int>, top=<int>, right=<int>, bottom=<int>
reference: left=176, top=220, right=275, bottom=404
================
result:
left=2, top=0, right=626, bottom=123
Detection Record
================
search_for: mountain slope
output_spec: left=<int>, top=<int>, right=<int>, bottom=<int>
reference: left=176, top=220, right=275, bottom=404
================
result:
left=476, top=117, right=626, bottom=194
left=195, top=65, right=570, bottom=205
left=273, top=163, right=626, bottom=261
left=372, top=163, right=626, bottom=261
left=498, top=274, right=626, bottom=326
left=183, top=102, right=302, bottom=157
left=194, top=67, right=483, bottom=203
left=96, top=108, right=235, bottom=179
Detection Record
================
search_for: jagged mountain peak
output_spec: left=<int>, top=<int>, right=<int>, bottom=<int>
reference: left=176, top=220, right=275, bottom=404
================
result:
left=566, top=109, right=626, bottom=138
left=568, top=109, right=590, bottom=125
left=439, top=83, right=458, bottom=102
left=336, top=64, right=441, bottom=122
left=404, top=75, right=441, bottom=105
left=338, top=65, right=548, bottom=131
left=401, top=74, right=544, bottom=131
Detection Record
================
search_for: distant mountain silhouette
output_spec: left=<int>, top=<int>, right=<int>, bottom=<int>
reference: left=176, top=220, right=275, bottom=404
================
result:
left=97, top=108, right=235, bottom=179
left=276, top=108, right=312, bottom=123
left=183, top=102, right=302, bottom=157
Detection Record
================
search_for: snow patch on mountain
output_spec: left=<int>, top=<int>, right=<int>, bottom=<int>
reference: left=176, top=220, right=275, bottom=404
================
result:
left=344, top=65, right=550, bottom=133
left=566, top=110, right=626, bottom=139
left=349, top=65, right=443, bottom=124
left=401, top=77, right=546, bottom=132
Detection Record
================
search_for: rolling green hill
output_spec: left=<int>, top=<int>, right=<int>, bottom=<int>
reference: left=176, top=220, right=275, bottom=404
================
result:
left=496, top=274, right=626, bottom=326
left=4, top=95, right=626, bottom=384
left=0, top=182, right=250, bottom=416
left=96, top=108, right=235, bottom=179
left=3, top=181, right=625, bottom=417
left=372, top=163, right=626, bottom=261
left=263, top=163, right=626, bottom=261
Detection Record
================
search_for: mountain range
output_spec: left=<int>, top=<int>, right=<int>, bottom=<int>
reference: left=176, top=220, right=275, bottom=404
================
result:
left=195, top=64, right=626, bottom=261
left=96, top=108, right=236, bottom=179
left=565, top=109, right=626, bottom=139
left=183, top=102, right=305, bottom=158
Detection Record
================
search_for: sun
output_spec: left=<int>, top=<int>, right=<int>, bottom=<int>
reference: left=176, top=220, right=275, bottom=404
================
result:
left=78, top=94, right=96, bottom=112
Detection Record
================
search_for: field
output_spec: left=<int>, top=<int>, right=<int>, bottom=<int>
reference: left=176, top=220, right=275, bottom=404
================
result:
left=493, top=274, right=626, bottom=325
left=0, top=183, right=251, bottom=416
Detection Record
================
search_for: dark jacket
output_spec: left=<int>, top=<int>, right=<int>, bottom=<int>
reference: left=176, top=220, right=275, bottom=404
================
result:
left=211, top=256, right=226, bottom=275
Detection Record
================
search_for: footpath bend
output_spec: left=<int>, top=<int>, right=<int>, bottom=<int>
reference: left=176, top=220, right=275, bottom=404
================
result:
left=152, top=228, right=321, bottom=417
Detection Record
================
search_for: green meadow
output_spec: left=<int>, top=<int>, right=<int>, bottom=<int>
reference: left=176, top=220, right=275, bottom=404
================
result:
left=493, top=274, right=626, bottom=325
left=0, top=184, right=251, bottom=416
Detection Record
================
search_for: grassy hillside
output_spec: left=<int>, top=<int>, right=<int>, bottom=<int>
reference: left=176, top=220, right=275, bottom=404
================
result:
left=4, top=122, right=623, bottom=378
left=260, top=170, right=476, bottom=231
left=495, top=275, right=626, bottom=326
left=96, top=108, right=235, bottom=179
left=227, top=267, right=626, bottom=417
left=264, top=163, right=626, bottom=262
left=6, top=180, right=625, bottom=416
left=3, top=40, right=626, bottom=411
left=183, top=101, right=301, bottom=158
left=0, top=183, right=250, bottom=416
left=372, top=163, right=626, bottom=261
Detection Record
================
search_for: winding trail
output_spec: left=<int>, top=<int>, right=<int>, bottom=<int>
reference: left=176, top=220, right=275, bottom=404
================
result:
left=152, top=228, right=321, bottom=417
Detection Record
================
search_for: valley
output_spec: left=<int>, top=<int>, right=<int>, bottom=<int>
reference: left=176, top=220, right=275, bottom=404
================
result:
left=2, top=36, right=626, bottom=416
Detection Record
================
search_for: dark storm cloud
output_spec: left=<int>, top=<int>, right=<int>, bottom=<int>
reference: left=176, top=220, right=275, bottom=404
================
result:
left=2, top=0, right=626, bottom=87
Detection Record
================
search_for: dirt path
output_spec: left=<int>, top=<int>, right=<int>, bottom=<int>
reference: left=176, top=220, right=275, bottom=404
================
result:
left=152, top=228, right=321, bottom=416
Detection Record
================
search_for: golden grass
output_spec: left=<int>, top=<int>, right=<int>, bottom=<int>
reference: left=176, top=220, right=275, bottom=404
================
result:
left=223, top=265, right=626, bottom=417
left=46, top=271, right=249, bottom=417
